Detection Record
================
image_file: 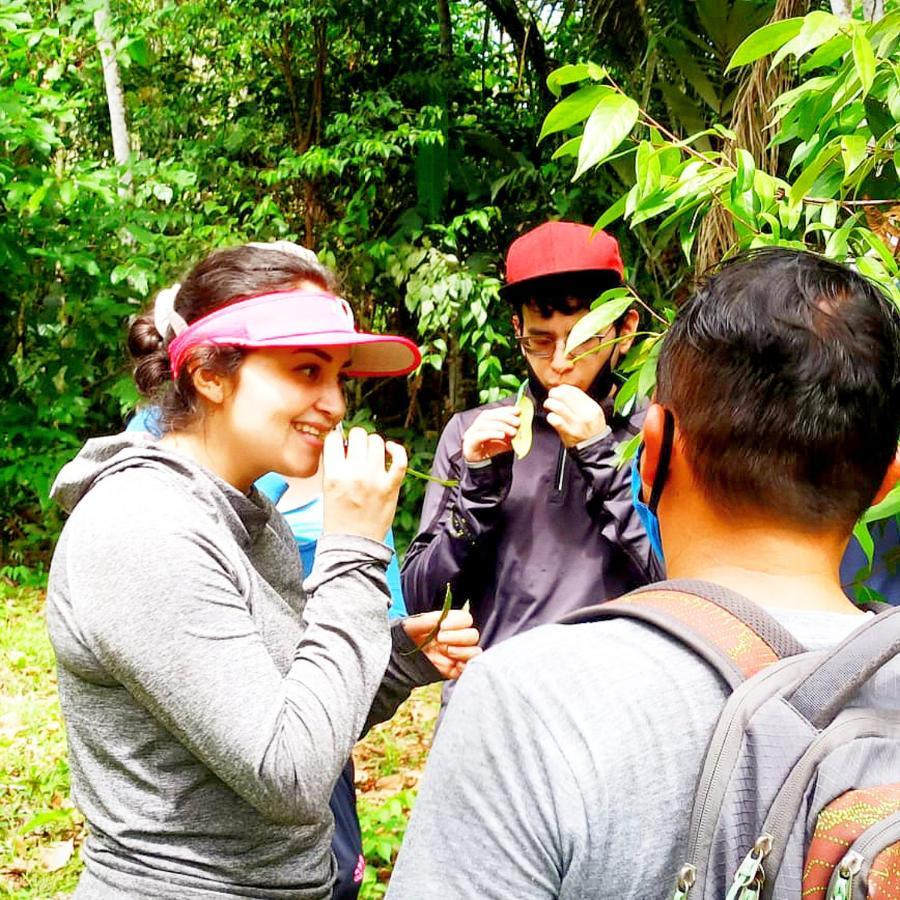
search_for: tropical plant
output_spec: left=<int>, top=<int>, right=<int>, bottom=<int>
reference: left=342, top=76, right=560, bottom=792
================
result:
left=542, top=4, right=900, bottom=595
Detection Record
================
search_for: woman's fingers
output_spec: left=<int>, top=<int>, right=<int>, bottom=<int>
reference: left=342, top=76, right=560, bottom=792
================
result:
left=440, top=643, right=482, bottom=661
left=322, top=428, right=346, bottom=471
left=385, top=440, right=408, bottom=488
left=322, top=427, right=407, bottom=540
left=436, top=625, right=479, bottom=646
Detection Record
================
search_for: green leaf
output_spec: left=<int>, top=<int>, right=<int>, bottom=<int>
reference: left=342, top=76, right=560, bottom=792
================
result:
left=862, top=483, right=900, bottom=523
left=852, top=28, right=876, bottom=98
left=551, top=136, right=581, bottom=160
left=865, top=97, right=894, bottom=139
left=853, top=520, right=875, bottom=568
left=564, top=290, right=633, bottom=355
left=735, top=148, right=755, bottom=193
left=824, top=214, right=856, bottom=258
left=800, top=34, right=851, bottom=74
left=840, top=134, right=867, bottom=179
left=614, top=429, right=642, bottom=465
left=888, top=80, right=900, bottom=122
left=573, top=90, right=639, bottom=180
left=854, top=227, right=898, bottom=269
left=595, top=193, right=628, bottom=230
left=401, top=584, right=453, bottom=656
left=125, top=37, right=152, bottom=67
left=727, top=17, right=804, bottom=70
left=547, top=64, right=593, bottom=97
left=661, top=36, right=720, bottom=112
left=539, top=84, right=609, bottom=143
left=788, top=144, right=840, bottom=206
left=771, top=12, right=842, bottom=69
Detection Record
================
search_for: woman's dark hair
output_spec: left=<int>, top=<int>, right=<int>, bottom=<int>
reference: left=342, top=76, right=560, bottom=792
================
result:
left=127, top=244, right=335, bottom=433
left=656, top=247, right=900, bottom=527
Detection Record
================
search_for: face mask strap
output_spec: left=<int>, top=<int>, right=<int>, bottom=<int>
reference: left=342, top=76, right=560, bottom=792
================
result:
left=647, top=408, right=675, bottom=513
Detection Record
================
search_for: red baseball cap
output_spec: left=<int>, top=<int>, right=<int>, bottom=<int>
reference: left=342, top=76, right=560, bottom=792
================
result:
left=502, top=221, right=624, bottom=293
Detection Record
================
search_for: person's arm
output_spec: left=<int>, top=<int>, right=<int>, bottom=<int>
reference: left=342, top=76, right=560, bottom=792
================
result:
left=66, top=478, right=393, bottom=827
left=400, top=413, right=513, bottom=614
left=364, top=620, right=439, bottom=731
left=365, top=608, right=482, bottom=732
left=386, top=652, right=587, bottom=899
left=569, top=428, right=663, bottom=581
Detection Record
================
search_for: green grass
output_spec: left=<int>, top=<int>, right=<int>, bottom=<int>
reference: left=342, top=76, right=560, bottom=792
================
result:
left=0, top=582, right=83, bottom=898
left=0, top=579, right=439, bottom=898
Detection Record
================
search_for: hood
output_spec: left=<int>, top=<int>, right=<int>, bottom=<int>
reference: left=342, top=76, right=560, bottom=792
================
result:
left=51, top=433, right=271, bottom=539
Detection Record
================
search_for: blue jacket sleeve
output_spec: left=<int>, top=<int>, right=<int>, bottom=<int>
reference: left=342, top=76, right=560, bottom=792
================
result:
left=400, top=414, right=513, bottom=614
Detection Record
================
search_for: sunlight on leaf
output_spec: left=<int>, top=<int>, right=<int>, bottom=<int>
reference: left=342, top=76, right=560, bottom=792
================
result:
left=563, top=291, right=632, bottom=356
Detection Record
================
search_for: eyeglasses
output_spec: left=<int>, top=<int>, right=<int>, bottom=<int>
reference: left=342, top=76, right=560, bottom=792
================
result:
left=515, top=333, right=606, bottom=360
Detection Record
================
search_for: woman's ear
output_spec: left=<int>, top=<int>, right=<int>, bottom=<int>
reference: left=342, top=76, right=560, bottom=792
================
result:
left=871, top=447, right=900, bottom=506
left=511, top=313, right=521, bottom=337
left=189, top=366, right=231, bottom=407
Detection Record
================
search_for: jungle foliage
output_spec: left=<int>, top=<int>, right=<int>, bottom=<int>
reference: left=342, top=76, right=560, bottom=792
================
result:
left=2, top=0, right=897, bottom=593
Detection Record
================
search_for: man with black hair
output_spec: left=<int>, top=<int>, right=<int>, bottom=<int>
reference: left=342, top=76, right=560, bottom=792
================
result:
left=401, top=221, right=660, bottom=654
left=388, top=248, right=900, bottom=898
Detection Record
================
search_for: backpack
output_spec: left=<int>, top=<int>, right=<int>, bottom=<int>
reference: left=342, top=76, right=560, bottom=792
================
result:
left=559, top=578, right=900, bottom=899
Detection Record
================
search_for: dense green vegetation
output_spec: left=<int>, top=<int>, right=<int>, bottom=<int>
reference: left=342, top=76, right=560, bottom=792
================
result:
left=5, top=0, right=896, bottom=590
left=2, top=0, right=900, bottom=895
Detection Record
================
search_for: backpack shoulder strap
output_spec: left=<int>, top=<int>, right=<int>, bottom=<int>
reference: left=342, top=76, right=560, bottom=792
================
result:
left=558, top=578, right=807, bottom=690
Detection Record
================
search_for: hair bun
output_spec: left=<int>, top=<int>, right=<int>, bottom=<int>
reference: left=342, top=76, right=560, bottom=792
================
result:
left=128, top=313, right=172, bottom=395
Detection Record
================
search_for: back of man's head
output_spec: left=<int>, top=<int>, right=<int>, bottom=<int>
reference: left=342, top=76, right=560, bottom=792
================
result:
left=656, top=247, right=900, bottom=529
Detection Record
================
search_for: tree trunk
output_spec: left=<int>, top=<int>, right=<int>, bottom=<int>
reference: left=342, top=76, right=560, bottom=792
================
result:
left=482, top=0, right=553, bottom=109
left=437, top=0, right=452, bottom=69
left=830, top=0, right=852, bottom=16
left=94, top=0, right=132, bottom=189
left=299, top=18, right=327, bottom=247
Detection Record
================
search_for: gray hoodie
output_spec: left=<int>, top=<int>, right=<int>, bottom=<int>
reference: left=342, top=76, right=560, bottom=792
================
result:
left=47, top=434, right=437, bottom=899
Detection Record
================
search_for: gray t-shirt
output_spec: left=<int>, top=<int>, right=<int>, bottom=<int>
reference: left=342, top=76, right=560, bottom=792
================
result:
left=388, top=606, right=885, bottom=899
left=47, top=434, right=435, bottom=899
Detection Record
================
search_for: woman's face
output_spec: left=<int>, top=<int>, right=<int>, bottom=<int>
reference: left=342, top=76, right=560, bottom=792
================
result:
left=216, top=344, right=350, bottom=490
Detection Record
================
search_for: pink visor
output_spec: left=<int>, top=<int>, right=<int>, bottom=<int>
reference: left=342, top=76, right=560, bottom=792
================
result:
left=167, top=290, right=421, bottom=378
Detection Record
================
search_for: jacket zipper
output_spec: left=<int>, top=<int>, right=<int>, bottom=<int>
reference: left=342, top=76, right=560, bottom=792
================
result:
left=555, top=446, right=566, bottom=492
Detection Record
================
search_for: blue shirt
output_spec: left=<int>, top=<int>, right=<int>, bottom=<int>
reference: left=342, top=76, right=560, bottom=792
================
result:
left=256, top=477, right=407, bottom=618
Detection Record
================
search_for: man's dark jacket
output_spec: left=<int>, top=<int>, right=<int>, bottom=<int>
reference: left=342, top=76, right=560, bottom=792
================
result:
left=401, top=388, right=662, bottom=651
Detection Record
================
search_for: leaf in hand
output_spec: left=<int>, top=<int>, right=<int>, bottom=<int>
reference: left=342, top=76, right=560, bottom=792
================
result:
left=402, top=584, right=452, bottom=656
left=511, top=381, right=535, bottom=460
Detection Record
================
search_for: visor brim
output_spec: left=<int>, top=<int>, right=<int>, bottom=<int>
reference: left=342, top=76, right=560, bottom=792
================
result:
left=226, top=331, right=421, bottom=377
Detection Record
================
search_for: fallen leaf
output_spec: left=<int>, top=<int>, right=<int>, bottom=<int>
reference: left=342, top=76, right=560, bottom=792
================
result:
left=374, top=773, right=405, bottom=793
left=38, top=839, right=73, bottom=872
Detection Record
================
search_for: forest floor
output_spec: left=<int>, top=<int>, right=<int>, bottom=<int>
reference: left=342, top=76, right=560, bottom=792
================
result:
left=0, top=581, right=439, bottom=899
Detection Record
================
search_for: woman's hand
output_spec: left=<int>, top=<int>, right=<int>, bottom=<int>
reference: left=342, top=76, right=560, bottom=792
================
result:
left=322, top=427, right=407, bottom=541
left=402, top=610, right=482, bottom=680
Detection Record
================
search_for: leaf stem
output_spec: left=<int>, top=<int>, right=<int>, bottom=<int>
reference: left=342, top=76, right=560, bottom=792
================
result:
left=406, top=467, right=459, bottom=488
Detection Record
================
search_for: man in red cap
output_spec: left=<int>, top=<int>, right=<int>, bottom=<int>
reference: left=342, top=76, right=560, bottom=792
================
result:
left=401, top=221, right=660, bottom=660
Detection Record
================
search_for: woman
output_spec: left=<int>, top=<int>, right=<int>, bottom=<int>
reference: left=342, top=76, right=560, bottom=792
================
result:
left=46, top=243, right=479, bottom=899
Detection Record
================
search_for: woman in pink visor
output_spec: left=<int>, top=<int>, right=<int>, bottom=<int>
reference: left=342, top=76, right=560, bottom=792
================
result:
left=45, top=242, right=479, bottom=899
